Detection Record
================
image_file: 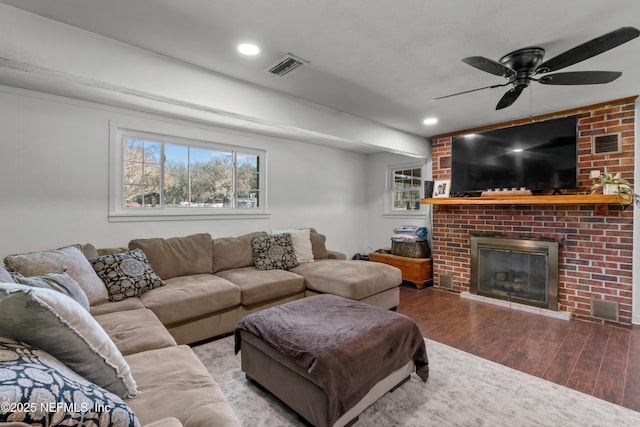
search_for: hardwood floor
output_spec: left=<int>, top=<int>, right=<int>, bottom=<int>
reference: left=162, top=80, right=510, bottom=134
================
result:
left=397, top=285, right=640, bottom=412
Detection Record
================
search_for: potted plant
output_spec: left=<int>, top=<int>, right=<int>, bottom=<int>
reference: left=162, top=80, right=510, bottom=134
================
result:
left=591, top=172, right=639, bottom=207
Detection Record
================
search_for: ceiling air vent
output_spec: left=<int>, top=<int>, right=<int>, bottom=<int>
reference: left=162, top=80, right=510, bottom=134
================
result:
left=267, top=54, right=309, bottom=77
left=594, top=134, right=620, bottom=154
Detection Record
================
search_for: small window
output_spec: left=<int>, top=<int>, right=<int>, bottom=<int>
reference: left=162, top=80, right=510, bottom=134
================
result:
left=110, top=124, right=266, bottom=220
left=386, top=164, right=425, bottom=216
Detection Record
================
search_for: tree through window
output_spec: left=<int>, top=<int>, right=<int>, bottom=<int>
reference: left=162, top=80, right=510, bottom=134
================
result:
left=121, top=135, right=262, bottom=211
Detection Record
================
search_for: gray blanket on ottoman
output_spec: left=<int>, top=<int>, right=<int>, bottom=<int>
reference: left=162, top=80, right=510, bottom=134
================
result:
left=235, top=294, right=428, bottom=425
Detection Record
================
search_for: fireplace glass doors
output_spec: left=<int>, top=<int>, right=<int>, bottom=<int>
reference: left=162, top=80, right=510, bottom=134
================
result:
left=470, top=237, right=558, bottom=310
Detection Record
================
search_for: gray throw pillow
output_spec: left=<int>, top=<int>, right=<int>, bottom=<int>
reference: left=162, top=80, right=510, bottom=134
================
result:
left=0, top=283, right=138, bottom=398
left=0, top=265, right=14, bottom=283
left=0, top=337, right=141, bottom=427
left=11, top=270, right=90, bottom=311
left=251, top=233, right=299, bottom=271
left=90, top=249, right=165, bottom=302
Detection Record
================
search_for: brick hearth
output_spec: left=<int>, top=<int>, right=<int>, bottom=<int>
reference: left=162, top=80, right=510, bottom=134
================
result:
left=430, top=98, right=635, bottom=325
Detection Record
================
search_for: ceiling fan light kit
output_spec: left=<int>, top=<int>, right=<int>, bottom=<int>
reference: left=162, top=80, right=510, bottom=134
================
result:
left=434, top=27, right=640, bottom=110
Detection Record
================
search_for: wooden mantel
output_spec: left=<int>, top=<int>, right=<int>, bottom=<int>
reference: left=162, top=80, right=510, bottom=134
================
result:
left=420, top=194, right=624, bottom=205
left=420, top=194, right=628, bottom=215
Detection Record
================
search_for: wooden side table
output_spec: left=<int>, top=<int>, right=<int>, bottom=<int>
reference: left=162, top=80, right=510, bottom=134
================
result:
left=368, top=252, right=433, bottom=289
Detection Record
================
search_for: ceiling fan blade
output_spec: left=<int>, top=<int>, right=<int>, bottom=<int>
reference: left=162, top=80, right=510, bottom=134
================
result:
left=535, top=27, right=640, bottom=73
left=463, top=56, right=516, bottom=78
left=538, top=71, right=622, bottom=85
left=496, top=86, right=525, bottom=110
left=429, top=82, right=510, bottom=101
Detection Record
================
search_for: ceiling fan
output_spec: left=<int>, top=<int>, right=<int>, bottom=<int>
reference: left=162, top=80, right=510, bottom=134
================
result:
left=431, top=26, right=640, bottom=110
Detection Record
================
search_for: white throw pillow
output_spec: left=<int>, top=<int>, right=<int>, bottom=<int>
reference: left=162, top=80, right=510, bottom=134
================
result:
left=270, top=228, right=315, bottom=263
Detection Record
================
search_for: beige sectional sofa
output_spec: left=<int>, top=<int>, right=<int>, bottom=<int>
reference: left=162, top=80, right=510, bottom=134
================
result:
left=0, top=228, right=402, bottom=427
left=92, top=229, right=401, bottom=345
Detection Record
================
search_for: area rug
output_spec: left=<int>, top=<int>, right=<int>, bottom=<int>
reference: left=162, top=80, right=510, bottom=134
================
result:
left=192, top=336, right=640, bottom=426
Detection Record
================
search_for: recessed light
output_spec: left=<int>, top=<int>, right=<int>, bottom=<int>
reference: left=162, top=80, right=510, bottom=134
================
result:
left=423, top=117, right=438, bottom=125
left=238, top=43, right=260, bottom=56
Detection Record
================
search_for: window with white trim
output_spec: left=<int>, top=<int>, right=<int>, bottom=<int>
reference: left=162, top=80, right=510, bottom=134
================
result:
left=110, top=125, right=266, bottom=220
left=387, top=164, right=425, bottom=215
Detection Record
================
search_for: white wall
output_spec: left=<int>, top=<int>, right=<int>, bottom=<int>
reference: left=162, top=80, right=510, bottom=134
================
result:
left=0, top=3, right=432, bottom=263
left=0, top=86, right=369, bottom=258
left=364, top=151, right=432, bottom=255
left=0, top=4, right=428, bottom=158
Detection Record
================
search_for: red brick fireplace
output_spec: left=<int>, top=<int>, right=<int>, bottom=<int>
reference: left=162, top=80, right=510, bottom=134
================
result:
left=430, top=97, right=635, bottom=326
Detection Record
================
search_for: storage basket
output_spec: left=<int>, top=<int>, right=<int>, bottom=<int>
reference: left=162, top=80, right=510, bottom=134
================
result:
left=391, top=239, right=431, bottom=258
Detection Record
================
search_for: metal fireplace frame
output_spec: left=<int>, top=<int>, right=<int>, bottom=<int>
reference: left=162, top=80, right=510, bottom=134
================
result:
left=470, top=236, right=559, bottom=310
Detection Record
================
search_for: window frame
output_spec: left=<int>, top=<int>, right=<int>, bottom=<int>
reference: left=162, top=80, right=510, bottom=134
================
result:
left=384, top=162, right=427, bottom=217
left=109, top=121, right=268, bottom=222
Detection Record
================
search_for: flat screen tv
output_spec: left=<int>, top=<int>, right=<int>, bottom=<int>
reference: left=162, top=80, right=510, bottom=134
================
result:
left=451, top=116, right=578, bottom=195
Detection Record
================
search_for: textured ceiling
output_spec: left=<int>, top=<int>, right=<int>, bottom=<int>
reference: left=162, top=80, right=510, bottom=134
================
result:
left=1, top=0, right=639, bottom=138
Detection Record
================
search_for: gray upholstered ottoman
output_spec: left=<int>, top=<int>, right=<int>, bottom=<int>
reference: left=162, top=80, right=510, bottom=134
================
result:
left=234, top=294, right=428, bottom=427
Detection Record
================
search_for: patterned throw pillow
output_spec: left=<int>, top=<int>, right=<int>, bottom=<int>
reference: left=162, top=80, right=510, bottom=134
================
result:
left=251, top=233, right=299, bottom=271
left=270, top=228, right=315, bottom=263
left=0, top=337, right=141, bottom=427
left=90, top=249, right=164, bottom=302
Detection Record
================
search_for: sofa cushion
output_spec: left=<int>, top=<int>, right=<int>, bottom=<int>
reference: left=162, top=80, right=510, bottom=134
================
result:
left=290, top=260, right=402, bottom=300
left=0, top=337, right=141, bottom=427
left=251, top=233, right=299, bottom=271
left=139, top=274, right=240, bottom=326
left=216, top=266, right=305, bottom=306
left=91, top=249, right=165, bottom=302
left=144, top=418, right=184, bottom=427
left=310, top=231, right=329, bottom=259
left=94, top=308, right=177, bottom=356
left=212, top=231, right=266, bottom=273
left=0, top=265, right=14, bottom=283
left=125, top=345, right=240, bottom=427
left=0, top=283, right=137, bottom=398
left=81, top=242, right=100, bottom=260
left=90, top=297, right=146, bottom=316
left=98, top=246, right=130, bottom=256
left=271, top=228, right=315, bottom=263
left=129, top=233, right=213, bottom=280
left=4, top=245, right=108, bottom=305
left=11, top=270, right=90, bottom=311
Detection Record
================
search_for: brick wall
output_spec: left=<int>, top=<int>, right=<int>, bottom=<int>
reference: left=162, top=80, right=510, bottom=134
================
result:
left=431, top=98, right=635, bottom=325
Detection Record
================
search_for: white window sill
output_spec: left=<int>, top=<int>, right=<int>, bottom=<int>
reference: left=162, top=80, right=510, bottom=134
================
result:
left=382, top=212, right=427, bottom=219
left=109, top=211, right=270, bottom=222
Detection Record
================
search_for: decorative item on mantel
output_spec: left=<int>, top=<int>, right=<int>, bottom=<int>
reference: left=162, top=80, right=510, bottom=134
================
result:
left=590, top=172, right=639, bottom=207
